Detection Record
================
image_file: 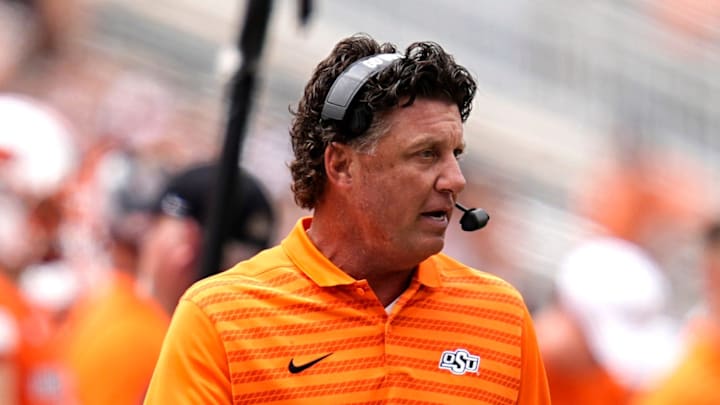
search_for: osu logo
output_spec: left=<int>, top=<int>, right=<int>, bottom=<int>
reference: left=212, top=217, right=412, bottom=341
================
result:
left=438, top=348, right=481, bottom=375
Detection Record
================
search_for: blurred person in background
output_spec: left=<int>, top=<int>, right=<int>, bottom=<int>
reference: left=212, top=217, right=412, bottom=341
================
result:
left=534, top=237, right=681, bottom=405
left=0, top=95, right=77, bottom=404
left=58, top=162, right=276, bottom=405
left=0, top=4, right=87, bottom=403
left=534, top=136, right=711, bottom=404
left=0, top=0, right=171, bottom=252
left=632, top=219, right=720, bottom=404
left=0, top=0, right=94, bottom=324
left=145, top=34, right=550, bottom=404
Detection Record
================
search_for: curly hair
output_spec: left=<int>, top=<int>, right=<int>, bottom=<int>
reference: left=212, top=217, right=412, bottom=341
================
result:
left=289, top=34, right=477, bottom=209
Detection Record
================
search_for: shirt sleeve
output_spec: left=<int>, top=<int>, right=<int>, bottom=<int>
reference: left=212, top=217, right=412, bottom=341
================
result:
left=516, top=307, right=552, bottom=405
left=143, top=299, right=232, bottom=405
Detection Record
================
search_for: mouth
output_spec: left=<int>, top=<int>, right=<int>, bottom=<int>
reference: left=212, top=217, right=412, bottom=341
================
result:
left=420, top=210, right=450, bottom=223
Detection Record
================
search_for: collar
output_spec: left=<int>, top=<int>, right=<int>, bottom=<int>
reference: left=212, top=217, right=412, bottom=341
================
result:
left=281, top=216, right=443, bottom=288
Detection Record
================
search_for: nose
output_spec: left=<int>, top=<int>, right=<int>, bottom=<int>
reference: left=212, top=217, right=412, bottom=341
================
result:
left=436, top=155, right=466, bottom=198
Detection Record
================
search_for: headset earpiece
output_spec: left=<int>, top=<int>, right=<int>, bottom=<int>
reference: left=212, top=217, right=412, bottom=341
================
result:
left=343, top=103, right=373, bottom=138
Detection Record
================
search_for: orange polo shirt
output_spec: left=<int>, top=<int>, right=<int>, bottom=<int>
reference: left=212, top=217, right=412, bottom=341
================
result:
left=145, top=217, right=550, bottom=404
left=60, top=271, right=169, bottom=405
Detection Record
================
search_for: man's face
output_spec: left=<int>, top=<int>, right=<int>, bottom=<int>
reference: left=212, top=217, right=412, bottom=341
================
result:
left=136, top=216, right=199, bottom=303
left=346, top=98, right=466, bottom=268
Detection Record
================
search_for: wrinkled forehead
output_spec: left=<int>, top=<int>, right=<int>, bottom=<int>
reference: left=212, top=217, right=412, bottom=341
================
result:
left=384, top=98, right=463, bottom=136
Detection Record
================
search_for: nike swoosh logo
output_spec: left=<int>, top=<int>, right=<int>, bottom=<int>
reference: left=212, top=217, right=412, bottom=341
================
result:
left=288, top=353, right=333, bottom=374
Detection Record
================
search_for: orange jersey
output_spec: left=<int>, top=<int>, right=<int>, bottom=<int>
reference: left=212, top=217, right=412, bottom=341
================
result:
left=0, top=273, right=68, bottom=405
left=633, top=320, right=720, bottom=405
left=145, top=217, right=550, bottom=404
left=60, top=271, right=169, bottom=405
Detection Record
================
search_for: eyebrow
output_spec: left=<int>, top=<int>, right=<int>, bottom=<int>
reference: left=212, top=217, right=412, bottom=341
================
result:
left=406, top=134, right=465, bottom=150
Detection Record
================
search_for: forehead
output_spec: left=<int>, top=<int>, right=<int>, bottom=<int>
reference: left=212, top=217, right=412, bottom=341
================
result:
left=381, top=98, right=463, bottom=144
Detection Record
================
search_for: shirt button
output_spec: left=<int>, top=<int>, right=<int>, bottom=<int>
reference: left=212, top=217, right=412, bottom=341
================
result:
left=356, top=287, right=366, bottom=296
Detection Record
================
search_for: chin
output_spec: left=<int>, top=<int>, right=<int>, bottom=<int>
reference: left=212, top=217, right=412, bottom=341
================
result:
left=410, top=237, right=445, bottom=260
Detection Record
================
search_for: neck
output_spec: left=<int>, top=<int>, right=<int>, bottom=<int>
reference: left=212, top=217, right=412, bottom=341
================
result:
left=155, top=288, right=184, bottom=315
left=308, top=211, right=415, bottom=307
left=136, top=267, right=191, bottom=315
left=365, top=270, right=414, bottom=307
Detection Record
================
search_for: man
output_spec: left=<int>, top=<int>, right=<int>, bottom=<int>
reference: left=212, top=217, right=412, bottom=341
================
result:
left=59, top=163, right=276, bottom=405
left=0, top=94, right=77, bottom=405
left=145, top=34, right=550, bottom=404
left=534, top=237, right=681, bottom=405
left=632, top=220, right=720, bottom=404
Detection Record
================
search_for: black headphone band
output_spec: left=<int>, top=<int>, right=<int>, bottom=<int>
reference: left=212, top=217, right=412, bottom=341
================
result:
left=320, top=53, right=403, bottom=122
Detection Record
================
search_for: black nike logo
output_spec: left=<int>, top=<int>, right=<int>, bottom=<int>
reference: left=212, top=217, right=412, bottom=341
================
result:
left=288, top=353, right=333, bottom=374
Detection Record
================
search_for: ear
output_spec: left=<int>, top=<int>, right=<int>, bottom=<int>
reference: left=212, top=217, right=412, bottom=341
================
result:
left=324, top=142, right=354, bottom=187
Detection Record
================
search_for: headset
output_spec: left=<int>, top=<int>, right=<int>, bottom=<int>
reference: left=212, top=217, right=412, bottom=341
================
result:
left=321, top=53, right=403, bottom=138
left=320, top=53, right=489, bottom=231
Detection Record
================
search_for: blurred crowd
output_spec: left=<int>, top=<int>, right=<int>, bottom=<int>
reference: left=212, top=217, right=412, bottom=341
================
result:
left=0, top=1, right=275, bottom=403
left=1, top=1, right=719, bottom=404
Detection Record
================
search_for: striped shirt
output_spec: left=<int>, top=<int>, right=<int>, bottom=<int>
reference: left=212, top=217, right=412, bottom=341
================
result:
left=144, top=217, right=550, bottom=404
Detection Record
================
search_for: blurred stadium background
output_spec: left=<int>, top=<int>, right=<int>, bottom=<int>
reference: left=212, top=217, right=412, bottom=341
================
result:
left=7, top=0, right=720, bottom=314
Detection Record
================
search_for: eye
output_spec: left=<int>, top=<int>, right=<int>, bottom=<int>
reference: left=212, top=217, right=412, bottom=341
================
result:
left=454, top=147, right=465, bottom=161
left=418, top=149, right=437, bottom=159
